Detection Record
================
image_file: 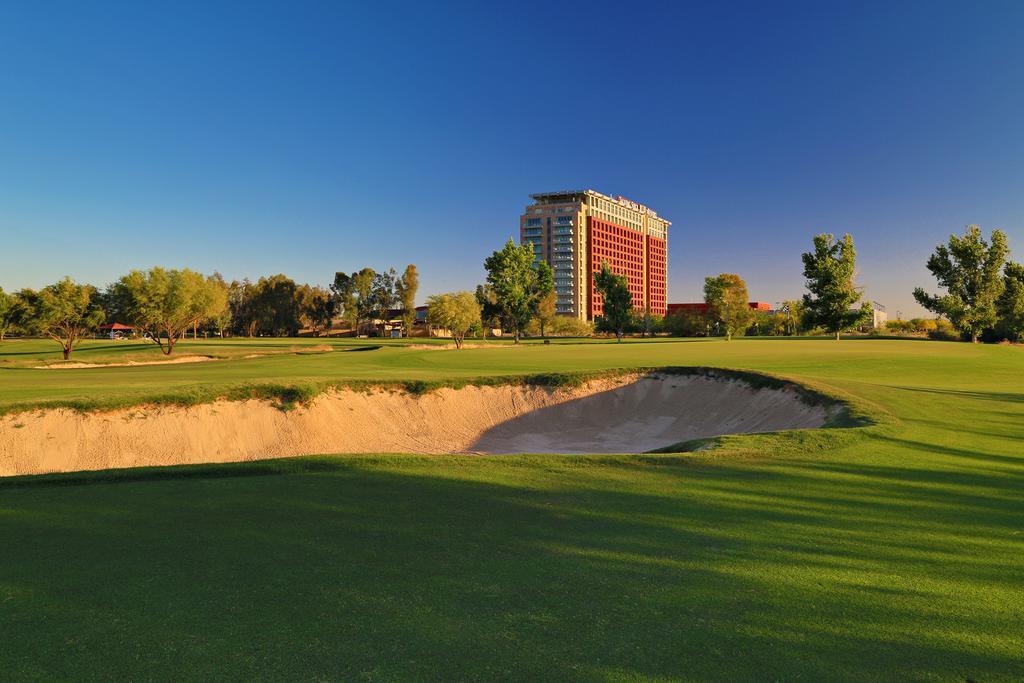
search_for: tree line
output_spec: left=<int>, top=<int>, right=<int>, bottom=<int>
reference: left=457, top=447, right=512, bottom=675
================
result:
left=3, top=224, right=1020, bottom=359
left=420, top=239, right=556, bottom=349
left=585, top=232, right=872, bottom=342
left=0, top=264, right=419, bottom=359
left=318, top=226, right=1023, bottom=346
left=590, top=226, right=1024, bottom=343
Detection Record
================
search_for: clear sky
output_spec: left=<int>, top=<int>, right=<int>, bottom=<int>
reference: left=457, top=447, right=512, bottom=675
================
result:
left=2, top=1, right=1022, bottom=315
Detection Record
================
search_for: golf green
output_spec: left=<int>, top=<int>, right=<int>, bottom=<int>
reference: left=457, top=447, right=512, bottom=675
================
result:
left=0, top=337, right=1021, bottom=680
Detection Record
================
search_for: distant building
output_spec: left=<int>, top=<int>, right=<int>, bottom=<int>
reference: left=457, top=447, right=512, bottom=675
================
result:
left=667, top=302, right=773, bottom=316
left=520, top=190, right=670, bottom=321
left=871, top=302, right=888, bottom=329
left=98, top=322, right=134, bottom=339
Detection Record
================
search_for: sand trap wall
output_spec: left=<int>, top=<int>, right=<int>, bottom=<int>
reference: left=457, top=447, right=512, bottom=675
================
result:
left=0, top=374, right=831, bottom=476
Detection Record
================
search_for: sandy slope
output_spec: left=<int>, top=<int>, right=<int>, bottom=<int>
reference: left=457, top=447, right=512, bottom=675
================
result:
left=36, top=356, right=215, bottom=369
left=0, top=374, right=829, bottom=476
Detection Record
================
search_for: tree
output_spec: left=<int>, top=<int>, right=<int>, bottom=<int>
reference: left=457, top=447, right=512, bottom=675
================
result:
left=369, top=268, right=398, bottom=334
left=593, top=260, right=632, bottom=342
left=665, top=309, right=708, bottom=337
left=352, top=268, right=376, bottom=334
left=395, top=264, right=419, bottom=337
left=913, top=225, right=1009, bottom=343
left=549, top=315, right=594, bottom=338
left=426, top=291, right=481, bottom=349
left=475, top=284, right=501, bottom=337
left=211, top=305, right=233, bottom=338
left=535, top=291, right=557, bottom=338
left=483, top=239, right=554, bottom=343
left=746, top=310, right=783, bottom=336
left=297, top=285, right=334, bottom=336
left=995, top=262, right=1024, bottom=342
left=328, top=268, right=380, bottom=335
left=16, top=278, right=104, bottom=360
left=229, top=279, right=260, bottom=337
left=778, top=299, right=806, bottom=336
left=638, top=309, right=657, bottom=338
left=802, top=233, right=871, bottom=340
left=0, top=288, right=15, bottom=341
left=200, top=273, right=230, bottom=338
left=112, top=267, right=212, bottom=354
left=252, top=274, right=300, bottom=337
left=186, top=272, right=229, bottom=339
left=330, top=272, right=357, bottom=333
left=703, top=273, right=753, bottom=341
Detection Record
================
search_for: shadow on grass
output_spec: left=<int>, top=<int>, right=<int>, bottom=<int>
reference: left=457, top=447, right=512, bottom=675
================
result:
left=892, top=385, right=1024, bottom=403
left=1, top=455, right=1021, bottom=680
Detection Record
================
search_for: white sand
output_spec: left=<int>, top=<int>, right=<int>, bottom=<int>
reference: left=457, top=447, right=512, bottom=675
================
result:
left=0, top=374, right=829, bottom=477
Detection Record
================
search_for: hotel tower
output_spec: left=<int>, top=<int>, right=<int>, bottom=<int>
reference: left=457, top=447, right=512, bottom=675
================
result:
left=520, top=189, right=670, bottom=321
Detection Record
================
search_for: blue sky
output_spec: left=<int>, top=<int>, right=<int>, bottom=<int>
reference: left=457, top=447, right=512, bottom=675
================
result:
left=2, top=1, right=1022, bottom=315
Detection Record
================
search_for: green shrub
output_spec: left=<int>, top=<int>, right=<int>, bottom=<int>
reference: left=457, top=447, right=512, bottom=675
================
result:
left=927, top=318, right=960, bottom=341
left=665, top=310, right=709, bottom=337
left=530, top=316, right=593, bottom=337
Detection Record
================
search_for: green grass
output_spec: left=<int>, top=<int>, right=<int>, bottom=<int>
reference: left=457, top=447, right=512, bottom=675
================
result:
left=1, top=338, right=1022, bottom=680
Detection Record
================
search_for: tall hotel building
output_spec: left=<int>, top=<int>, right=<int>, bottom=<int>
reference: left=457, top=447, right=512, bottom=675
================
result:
left=520, top=190, right=670, bottom=321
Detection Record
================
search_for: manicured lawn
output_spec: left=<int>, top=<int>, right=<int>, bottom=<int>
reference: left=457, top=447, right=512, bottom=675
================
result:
left=0, top=335, right=1019, bottom=414
left=1, top=338, right=1022, bottom=679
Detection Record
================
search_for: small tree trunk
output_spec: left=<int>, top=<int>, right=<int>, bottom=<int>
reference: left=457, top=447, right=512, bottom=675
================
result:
left=836, top=331, right=841, bottom=341
left=63, top=346, right=71, bottom=360
left=971, top=331, right=978, bottom=343
left=166, top=334, right=175, bottom=355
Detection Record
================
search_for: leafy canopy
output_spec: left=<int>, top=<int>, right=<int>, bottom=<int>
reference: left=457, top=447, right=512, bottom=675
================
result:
left=426, top=291, right=481, bottom=349
left=17, top=277, right=104, bottom=359
left=113, top=267, right=223, bottom=354
left=593, top=261, right=632, bottom=342
left=801, top=233, right=871, bottom=339
left=913, top=225, right=1008, bottom=343
left=703, top=273, right=753, bottom=340
left=370, top=268, right=398, bottom=323
left=296, top=284, right=334, bottom=336
left=995, top=261, right=1024, bottom=342
left=483, top=239, right=553, bottom=342
left=395, top=265, right=419, bottom=337
left=535, top=290, right=558, bottom=338
left=0, top=288, right=17, bottom=341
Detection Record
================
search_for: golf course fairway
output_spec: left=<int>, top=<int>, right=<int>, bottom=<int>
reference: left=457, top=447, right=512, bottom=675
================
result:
left=0, top=337, right=1021, bottom=680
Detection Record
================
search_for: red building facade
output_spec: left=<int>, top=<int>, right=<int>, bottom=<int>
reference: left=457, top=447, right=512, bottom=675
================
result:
left=587, top=216, right=668, bottom=318
left=646, top=235, right=667, bottom=316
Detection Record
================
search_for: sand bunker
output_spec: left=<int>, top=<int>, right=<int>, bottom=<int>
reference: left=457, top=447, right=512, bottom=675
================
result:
left=36, top=355, right=216, bottom=369
left=470, top=375, right=828, bottom=454
left=0, top=373, right=832, bottom=477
